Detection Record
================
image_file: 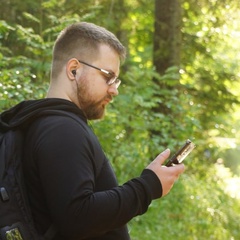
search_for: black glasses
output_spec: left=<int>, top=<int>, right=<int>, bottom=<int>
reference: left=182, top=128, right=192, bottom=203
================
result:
left=78, top=60, right=121, bottom=88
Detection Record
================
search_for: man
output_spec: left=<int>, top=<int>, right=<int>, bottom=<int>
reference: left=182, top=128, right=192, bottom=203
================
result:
left=2, top=22, right=184, bottom=239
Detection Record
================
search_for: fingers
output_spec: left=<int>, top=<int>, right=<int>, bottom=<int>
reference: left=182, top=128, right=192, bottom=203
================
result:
left=155, top=148, right=171, bottom=165
left=146, top=149, right=170, bottom=171
left=166, top=163, right=185, bottom=181
left=146, top=149, right=185, bottom=198
left=160, top=164, right=185, bottom=196
left=174, top=162, right=185, bottom=175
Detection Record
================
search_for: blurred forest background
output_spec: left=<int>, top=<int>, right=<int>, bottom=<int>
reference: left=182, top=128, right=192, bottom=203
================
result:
left=1, top=0, right=240, bottom=239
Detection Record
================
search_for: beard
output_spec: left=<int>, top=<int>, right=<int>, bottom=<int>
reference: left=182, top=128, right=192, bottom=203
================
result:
left=76, top=77, right=112, bottom=120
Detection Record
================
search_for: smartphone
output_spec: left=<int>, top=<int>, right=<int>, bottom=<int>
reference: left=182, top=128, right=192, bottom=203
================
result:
left=165, top=139, right=195, bottom=167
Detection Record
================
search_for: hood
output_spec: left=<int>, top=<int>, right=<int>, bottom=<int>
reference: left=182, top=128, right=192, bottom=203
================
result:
left=0, top=98, right=86, bottom=131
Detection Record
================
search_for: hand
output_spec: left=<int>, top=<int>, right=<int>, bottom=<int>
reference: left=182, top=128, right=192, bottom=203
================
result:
left=146, top=149, right=185, bottom=197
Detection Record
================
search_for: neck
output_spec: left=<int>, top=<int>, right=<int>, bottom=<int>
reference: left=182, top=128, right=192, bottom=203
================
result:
left=46, top=81, right=81, bottom=110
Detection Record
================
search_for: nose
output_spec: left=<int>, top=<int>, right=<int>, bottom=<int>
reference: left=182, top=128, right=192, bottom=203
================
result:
left=107, top=84, right=119, bottom=97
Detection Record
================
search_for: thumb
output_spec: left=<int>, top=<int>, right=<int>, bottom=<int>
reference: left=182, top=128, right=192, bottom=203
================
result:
left=156, top=148, right=171, bottom=165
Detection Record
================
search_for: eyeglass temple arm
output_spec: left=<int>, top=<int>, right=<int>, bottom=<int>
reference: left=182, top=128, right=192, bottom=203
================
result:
left=78, top=60, right=111, bottom=75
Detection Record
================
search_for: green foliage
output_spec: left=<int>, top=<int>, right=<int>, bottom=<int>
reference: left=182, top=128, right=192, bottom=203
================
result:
left=129, top=164, right=240, bottom=240
left=1, top=0, right=240, bottom=239
left=0, top=20, right=49, bottom=110
left=181, top=0, right=240, bottom=137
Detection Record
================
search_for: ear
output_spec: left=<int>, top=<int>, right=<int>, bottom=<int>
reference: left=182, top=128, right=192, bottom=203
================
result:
left=66, top=58, right=79, bottom=80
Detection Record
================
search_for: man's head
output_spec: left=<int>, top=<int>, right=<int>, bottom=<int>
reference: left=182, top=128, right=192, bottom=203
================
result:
left=51, top=22, right=126, bottom=80
left=48, top=22, right=126, bottom=120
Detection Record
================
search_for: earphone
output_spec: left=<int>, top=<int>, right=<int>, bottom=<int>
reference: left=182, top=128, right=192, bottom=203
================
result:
left=72, top=70, right=76, bottom=77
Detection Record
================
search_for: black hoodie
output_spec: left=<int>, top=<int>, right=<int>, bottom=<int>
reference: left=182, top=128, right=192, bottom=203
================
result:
left=0, top=98, right=162, bottom=240
left=0, top=98, right=84, bottom=131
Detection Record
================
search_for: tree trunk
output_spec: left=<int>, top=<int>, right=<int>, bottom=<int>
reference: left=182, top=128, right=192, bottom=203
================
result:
left=153, top=0, right=182, bottom=74
left=150, top=0, right=182, bottom=150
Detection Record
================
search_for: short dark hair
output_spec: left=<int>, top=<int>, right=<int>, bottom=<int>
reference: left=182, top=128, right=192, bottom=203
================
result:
left=51, top=22, right=126, bottom=79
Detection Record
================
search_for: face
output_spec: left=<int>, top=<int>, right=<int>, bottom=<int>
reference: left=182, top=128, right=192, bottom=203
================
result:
left=76, top=44, right=120, bottom=120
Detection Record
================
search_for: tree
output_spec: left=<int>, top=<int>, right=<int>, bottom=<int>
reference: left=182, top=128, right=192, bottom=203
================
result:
left=148, top=0, right=195, bottom=155
left=153, top=0, right=181, bottom=72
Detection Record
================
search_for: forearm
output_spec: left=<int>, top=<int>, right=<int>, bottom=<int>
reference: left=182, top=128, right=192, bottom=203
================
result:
left=50, top=170, right=162, bottom=238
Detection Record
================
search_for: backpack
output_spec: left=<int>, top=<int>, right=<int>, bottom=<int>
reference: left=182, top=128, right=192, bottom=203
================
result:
left=0, top=117, right=56, bottom=240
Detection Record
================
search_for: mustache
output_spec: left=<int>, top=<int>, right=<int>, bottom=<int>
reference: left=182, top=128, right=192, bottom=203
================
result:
left=104, top=95, right=113, bottom=102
